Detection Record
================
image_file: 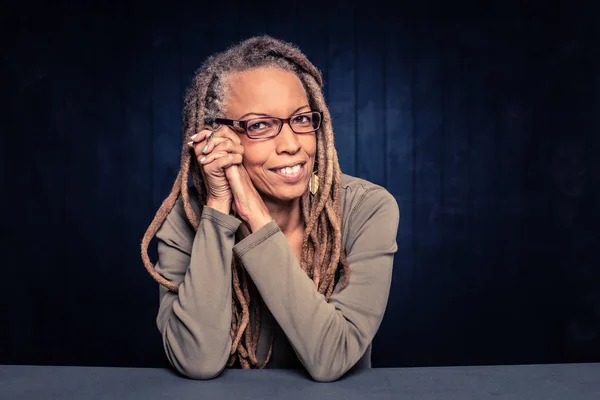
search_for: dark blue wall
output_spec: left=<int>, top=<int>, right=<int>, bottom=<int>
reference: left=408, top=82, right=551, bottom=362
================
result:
left=2, top=0, right=599, bottom=368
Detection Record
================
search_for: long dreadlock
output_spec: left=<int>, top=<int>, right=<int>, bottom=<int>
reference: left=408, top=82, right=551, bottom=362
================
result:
left=140, top=35, right=350, bottom=369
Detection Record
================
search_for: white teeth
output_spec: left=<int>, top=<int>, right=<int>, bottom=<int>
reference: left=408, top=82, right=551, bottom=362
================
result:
left=276, top=164, right=301, bottom=175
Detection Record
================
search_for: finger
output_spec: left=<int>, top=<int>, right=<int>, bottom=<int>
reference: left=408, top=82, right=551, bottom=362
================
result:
left=195, top=136, right=232, bottom=158
left=207, top=140, right=245, bottom=157
left=225, top=165, right=246, bottom=198
left=237, top=164, right=255, bottom=189
left=199, top=150, right=231, bottom=165
left=188, top=123, right=226, bottom=148
left=187, top=129, right=212, bottom=146
left=190, top=135, right=219, bottom=158
left=204, top=124, right=242, bottom=145
left=216, top=153, right=244, bottom=170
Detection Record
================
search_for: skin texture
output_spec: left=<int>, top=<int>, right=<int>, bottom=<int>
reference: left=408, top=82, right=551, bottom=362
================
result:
left=189, top=67, right=317, bottom=241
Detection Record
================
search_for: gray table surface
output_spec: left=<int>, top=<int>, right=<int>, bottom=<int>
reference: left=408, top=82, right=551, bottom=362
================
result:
left=1, top=363, right=599, bottom=400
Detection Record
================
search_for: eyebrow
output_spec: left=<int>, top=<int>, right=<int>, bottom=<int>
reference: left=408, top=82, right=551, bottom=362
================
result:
left=237, top=105, right=310, bottom=120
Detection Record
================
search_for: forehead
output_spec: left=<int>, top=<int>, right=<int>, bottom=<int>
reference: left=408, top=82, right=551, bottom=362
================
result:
left=224, top=67, right=308, bottom=118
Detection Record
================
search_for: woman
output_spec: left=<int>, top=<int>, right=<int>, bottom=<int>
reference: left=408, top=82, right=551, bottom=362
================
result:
left=141, top=36, right=400, bottom=382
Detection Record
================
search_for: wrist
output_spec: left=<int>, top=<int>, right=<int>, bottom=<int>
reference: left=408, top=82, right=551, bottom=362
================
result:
left=247, top=214, right=273, bottom=232
left=206, top=198, right=231, bottom=215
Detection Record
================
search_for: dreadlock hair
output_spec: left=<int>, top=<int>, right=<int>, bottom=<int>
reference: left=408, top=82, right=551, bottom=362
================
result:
left=140, top=35, right=350, bottom=369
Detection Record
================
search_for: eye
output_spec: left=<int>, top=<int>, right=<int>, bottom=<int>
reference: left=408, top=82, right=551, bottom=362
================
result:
left=247, top=121, right=272, bottom=132
left=291, top=114, right=311, bottom=125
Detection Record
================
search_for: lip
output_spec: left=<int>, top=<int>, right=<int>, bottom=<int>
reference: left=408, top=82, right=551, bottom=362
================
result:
left=270, top=163, right=306, bottom=183
left=269, top=161, right=306, bottom=170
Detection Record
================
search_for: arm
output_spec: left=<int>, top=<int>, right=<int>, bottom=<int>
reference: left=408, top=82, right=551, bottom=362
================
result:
left=232, top=188, right=399, bottom=382
left=155, top=199, right=242, bottom=379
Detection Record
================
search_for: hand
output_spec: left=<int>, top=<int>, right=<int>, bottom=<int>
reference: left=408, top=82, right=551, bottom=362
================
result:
left=188, top=126, right=245, bottom=213
left=225, top=165, right=272, bottom=232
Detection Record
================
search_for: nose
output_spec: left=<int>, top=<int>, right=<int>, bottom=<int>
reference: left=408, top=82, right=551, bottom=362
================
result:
left=275, top=123, right=301, bottom=155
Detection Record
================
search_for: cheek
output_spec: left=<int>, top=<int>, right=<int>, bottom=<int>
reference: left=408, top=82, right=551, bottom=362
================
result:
left=307, top=138, right=318, bottom=170
left=240, top=140, right=273, bottom=169
left=301, top=134, right=317, bottom=157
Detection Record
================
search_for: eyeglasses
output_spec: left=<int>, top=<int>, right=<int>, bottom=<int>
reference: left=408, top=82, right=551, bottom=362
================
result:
left=205, top=111, right=323, bottom=139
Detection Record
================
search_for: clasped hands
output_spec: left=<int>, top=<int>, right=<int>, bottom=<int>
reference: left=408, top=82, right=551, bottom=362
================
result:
left=188, top=126, right=272, bottom=233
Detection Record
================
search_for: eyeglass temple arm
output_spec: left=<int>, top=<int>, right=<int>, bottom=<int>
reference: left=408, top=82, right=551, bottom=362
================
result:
left=204, top=118, right=243, bottom=129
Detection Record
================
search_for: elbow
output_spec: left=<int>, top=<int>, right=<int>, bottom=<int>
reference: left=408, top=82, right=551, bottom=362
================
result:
left=309, top=371, right=342, bottom=383
left=164, top=332, right=228, bottom=380
left=306, top=365, right=346, bottom=383
left=167, top=348, right=227, bottom=380
left=175, top=360, right=226, bottom=380
left=305, top=357, right=351, bottom=382
left=304, top=336, right=369, bottom=382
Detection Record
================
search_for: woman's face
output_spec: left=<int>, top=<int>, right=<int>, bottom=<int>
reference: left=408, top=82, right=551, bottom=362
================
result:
left=223, top=67, right=317, bottom=202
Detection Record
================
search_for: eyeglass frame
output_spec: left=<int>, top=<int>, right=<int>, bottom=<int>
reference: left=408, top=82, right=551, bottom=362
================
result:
left=205, top=110, right=323, bottom=140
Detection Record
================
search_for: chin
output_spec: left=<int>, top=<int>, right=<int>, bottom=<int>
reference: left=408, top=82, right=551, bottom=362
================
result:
left=272, top=185, right=307, bottom=202
left=259, top=167, right=311, bottom=202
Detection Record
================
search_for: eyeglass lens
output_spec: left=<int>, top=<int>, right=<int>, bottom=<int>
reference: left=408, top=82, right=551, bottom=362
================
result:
left=246, top=111, right=321, bottom=138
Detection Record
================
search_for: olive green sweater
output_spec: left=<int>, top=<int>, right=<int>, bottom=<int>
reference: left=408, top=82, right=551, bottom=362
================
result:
left=154, top=173, right=399, bottom=382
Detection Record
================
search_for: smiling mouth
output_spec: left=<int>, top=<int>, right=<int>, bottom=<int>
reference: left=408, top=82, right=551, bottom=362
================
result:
left=271, top=163, right=304, bottom=175
left=270, top=163, right=305, bottom=181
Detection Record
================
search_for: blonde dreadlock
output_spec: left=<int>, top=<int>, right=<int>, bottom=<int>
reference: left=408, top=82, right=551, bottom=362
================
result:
left=140, top=35, right=350, bottom=369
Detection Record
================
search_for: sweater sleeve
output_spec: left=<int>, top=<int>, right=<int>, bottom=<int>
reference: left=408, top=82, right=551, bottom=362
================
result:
left=154, top=199, right=242, bottom=380
left=232, top=188, right=399, bottom=382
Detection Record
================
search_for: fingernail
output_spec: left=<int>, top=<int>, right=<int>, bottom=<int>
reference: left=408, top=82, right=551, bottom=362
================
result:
left=187, top=141, right=194, bottom=146
left=191, top=134, right=198, bottom=140
left=200, top=157, right=206, bottom=163
left=202, top=145, right=208, bottom=154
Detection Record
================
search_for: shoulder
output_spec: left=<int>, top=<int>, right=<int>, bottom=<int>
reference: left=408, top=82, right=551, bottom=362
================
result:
left=156, top=188, right=203, bottom=243
left=339, top=174, right=399, bottom=251
left=340, top=173, right=399, bottom=220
